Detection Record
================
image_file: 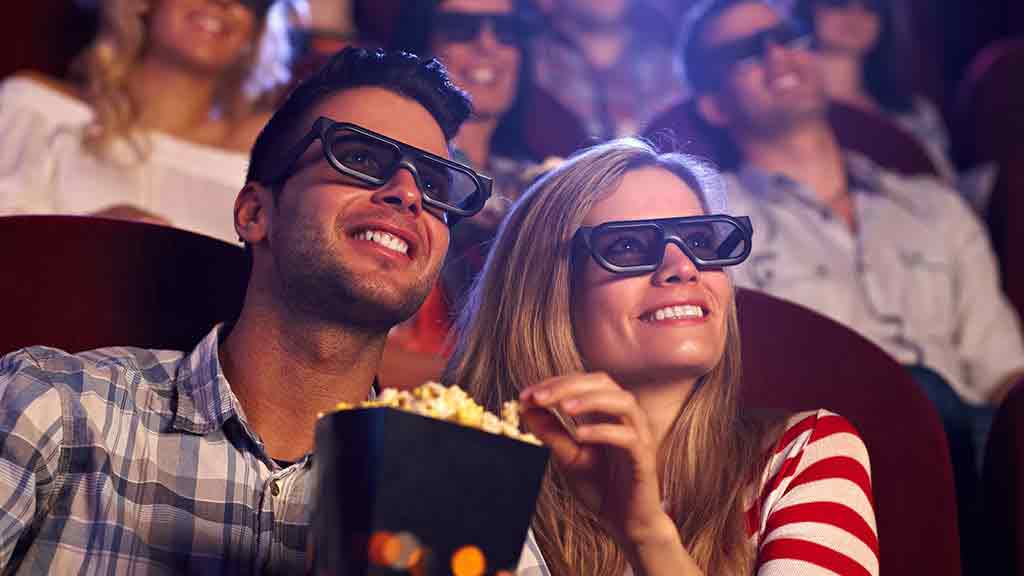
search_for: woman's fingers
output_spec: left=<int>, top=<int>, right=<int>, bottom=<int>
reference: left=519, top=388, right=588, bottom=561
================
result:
left=520, top=372, right=618, bottom=406
left=520, top=404, right=588, bottom=467
left=560, top=389, right=649, bottom=437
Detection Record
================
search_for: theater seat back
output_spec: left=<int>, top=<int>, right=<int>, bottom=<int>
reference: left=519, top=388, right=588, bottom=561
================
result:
left=737, top=288, right=961, bottom=576
left=0, top=216, right=247, bottom=355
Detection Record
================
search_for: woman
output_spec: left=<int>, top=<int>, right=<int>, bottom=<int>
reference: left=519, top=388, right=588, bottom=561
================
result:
left=0, top=0, right=294, bottom=242
left=445, top=139, right=879, bottom=574
left=793, top=0, right=966, bottom=180
left=381, top=0, right=544, bottom=388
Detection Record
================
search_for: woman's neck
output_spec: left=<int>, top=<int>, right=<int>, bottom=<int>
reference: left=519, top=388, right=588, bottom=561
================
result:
left=628, top=376, right=697, bottom=447
left=817, top=51, right=877, bottom=111
left=126, top=56, right=225, bottom=140
left=454, top=118, right=499, bottom=168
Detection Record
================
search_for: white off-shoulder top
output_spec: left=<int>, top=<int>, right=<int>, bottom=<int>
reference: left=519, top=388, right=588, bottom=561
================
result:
left=0, top=76, right=249, bottom=243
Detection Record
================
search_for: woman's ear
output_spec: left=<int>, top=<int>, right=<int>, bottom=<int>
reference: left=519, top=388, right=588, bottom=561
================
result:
left=234, top=182, right=272, bottom=246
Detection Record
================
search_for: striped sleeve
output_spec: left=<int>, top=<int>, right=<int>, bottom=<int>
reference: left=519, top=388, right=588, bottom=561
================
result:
left=0, top=350, right=65, bottom=568
left=750, top=410, right=878, bottom=576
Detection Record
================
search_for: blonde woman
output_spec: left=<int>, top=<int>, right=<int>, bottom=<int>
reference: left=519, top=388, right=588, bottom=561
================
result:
left=0, top=0, right=294, bottom=242
left=445, top=139, right=879, bottom=575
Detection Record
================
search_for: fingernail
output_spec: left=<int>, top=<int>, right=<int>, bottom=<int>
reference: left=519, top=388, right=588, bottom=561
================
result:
left=562, top=398, right=580, bottom=411
left=533, top=388, right=551, bottom=401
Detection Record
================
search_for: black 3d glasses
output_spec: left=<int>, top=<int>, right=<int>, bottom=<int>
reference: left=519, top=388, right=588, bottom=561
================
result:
left=574, top=215, right=753, bottom=274
left=433, top=12, right=530, bottom=46
left=704, top=22, right=812, bottom=75
left=265, top=118, right=492, bottom=226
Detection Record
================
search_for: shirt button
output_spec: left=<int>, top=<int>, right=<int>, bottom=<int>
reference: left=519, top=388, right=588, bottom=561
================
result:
left=270, top=480, right=281, bottom=497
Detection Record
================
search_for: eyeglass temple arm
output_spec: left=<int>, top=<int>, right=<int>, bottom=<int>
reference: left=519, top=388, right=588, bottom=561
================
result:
left=261, top=120, right=326, bottom=185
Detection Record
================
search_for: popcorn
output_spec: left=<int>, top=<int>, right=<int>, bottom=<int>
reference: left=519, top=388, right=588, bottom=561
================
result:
left=329, top=382, right=541, bottom=446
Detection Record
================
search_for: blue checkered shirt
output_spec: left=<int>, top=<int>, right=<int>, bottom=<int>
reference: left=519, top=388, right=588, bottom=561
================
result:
left=0, top=325, right=316, bottom=574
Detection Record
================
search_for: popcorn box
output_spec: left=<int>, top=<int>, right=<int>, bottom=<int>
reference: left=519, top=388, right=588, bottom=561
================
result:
left=312, top=407, right=550, bottom=575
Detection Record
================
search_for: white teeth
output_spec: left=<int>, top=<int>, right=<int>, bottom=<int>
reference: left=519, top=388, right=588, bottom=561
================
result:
left=467, top=67, right=497, bottom=84
left=355, top=229, right=409, bottom=255
left=650, top=305, right=704, bottom=321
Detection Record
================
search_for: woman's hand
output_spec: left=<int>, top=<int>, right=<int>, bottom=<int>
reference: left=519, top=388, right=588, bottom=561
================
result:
left=520, top=373, right=670, bottom=548
left=520, top=373, right=703, bottom=575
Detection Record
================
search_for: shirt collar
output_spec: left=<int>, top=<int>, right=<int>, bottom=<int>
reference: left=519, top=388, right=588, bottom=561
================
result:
left=735, top=150, right=886, bottom=204
left=171, top=323, right=380, bottom=434
left=172, top=323, right=241, bottom=435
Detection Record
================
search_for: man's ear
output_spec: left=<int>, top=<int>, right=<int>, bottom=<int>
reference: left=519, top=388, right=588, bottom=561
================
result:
left=234, top=182, right=272, bottom=246
left=696, top=92, right=731, bottom=128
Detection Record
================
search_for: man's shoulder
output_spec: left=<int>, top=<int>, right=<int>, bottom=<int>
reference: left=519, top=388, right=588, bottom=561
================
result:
left=1, top=345, right=186, bottom=414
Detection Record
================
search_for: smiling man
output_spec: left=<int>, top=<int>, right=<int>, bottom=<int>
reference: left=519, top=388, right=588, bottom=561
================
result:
left=0, top=48, right=491, bottom=573
left=681, top=0, right=1024, bottom=567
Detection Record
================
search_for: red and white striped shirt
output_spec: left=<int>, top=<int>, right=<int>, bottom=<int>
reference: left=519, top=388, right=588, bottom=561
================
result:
left=746, top=409, right=879, bottom=575
left=516, top=409, right=878, bottom=575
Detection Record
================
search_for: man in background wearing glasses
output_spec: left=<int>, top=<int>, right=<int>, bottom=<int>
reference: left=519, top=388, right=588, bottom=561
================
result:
left=681, top=0, right=1024, bottom=569
left=0, top=47, right=492, bottom=573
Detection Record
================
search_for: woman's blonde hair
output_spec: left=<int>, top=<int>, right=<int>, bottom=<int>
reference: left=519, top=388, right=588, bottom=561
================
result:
left=444, top=138, right=776, bottom=575
left=73, top=0, right=295, bottom=158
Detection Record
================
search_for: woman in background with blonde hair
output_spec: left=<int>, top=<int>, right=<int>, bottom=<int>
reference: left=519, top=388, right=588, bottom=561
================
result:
left=0, top=0, right=294, bottom=242
left=445, top=138, right=879, bottom=575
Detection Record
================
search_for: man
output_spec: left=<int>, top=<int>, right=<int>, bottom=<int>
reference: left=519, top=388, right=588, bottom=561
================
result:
left=680, top=0, right=1024, bottom=566
left=684, top=0, right=1024, bottom=413
left=531, top=0, right=685, bottom=139
left=0, top=48, right=492, bottom=573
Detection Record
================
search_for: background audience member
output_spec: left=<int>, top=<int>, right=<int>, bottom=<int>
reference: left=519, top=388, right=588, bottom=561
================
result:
left=447, top=138, right=877, bottom=575
left=381, top=0, right=545, bottom=388
left=0, top=0, right=293, bottom=242
left=682, top=0, right=1024, bottom=568
left=793, top=0, right=995, bottom=210
left=530, top=0, right=686, bottom=140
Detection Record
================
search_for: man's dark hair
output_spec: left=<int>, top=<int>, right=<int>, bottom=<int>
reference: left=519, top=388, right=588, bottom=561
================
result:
left=680, top=0, right=758, bottom=95
left=245, top=47, right=472, bottom=187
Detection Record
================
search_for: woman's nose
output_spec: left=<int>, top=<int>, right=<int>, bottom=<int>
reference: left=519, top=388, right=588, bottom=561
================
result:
left=653, top=243, right=699, bottom=285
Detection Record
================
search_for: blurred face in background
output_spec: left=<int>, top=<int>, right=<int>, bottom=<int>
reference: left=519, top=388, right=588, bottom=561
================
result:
left=146, top=0, right=260, bottom=74
left=552, top=0, right=630, bottom=28
left=811, top=0, right=881, bottom=57
left=698, top=1, right=827, bottom=138
left=430, top=0, right=522, bottom=121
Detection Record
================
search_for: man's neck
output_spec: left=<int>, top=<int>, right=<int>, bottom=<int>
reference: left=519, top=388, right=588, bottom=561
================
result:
left=556, top=17, right=631, bottom=71
left=817, top=51, right=877, bottom=112
left=740, top=121, right=853, bottom=227
left=454, top=117, right=499, bottom=169
left=126, top=55, right=224, bottom=141
left=219, top=298, right=385, bottom=462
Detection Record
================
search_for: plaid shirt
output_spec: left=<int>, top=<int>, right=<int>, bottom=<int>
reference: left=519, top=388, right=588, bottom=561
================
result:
left=0, top=326, right=544, bottom=575
left=0, top=325, right=318, bottom=574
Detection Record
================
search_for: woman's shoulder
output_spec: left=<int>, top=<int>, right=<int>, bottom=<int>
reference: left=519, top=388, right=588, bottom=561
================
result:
left=2, top=71, right=92, bottom=122
left=754, top=409, right=872, bottom=498
left=747, top=410, right=879, bottom=573
left=767, top=409, right=868, bottom=459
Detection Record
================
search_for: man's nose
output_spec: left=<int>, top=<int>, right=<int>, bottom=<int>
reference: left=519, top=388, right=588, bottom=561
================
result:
left=371, top=166, right=423, bottom=217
